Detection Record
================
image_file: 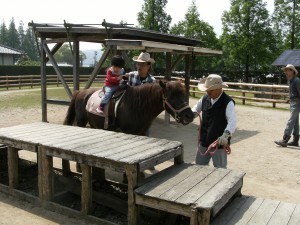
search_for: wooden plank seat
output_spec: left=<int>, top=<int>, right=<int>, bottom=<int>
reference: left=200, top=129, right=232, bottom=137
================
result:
left=134, top=163, right=246, bottom=225
left=211, top=195, right=300, bottom=225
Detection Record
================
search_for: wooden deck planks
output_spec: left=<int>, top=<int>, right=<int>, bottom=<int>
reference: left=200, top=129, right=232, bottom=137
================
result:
left=268, top=201, right=297, bottom=225
left=248, top=198, right=280, bottom=224
left=196, top=170, right=245, bottom=216
left=159, top=166, right=215, bottom=201
left=177, top=169, right=230, bottom=205
left=135, top=164, right=199, bottom=196
left=211, top=196, right=300, bottom=225
left=289, top=204, right=300, bottom=225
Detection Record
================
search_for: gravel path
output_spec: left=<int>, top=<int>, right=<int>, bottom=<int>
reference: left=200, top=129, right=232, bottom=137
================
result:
left=0, top=98, right=299, bottom=224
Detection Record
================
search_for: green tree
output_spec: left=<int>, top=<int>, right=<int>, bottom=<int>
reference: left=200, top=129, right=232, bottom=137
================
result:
left=54, top=44, right=73, bottom=64
left=16, top=55, right=40, bottom=66
left=0, top=20, right=9, bottom=45
left=7, top=18, right=21, bottom=50
left=54, top=44, right=86, bottom=66
left=23, top=27, right=39, bottom=61
left=137, top=0, right=172, bottom=70
left=221, top=0, right=277, bottom=82
left=272, top=0, right=300, bottom=49
left=18, top=21, right=25, bottom=51
left=170, top=0, right=221, bottom=73
left=137, top=0, right=172, bottom=33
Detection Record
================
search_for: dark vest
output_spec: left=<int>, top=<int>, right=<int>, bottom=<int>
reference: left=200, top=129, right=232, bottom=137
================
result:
left=200, top=92, right=234, bottom=147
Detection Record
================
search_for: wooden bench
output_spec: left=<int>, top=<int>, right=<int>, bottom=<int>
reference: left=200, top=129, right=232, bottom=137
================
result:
left=134, top=163, right=245, bottom=225
left=211, top=195, right=300, bottom=225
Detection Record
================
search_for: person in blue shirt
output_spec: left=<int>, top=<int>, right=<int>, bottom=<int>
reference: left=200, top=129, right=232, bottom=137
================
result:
left=275, top=64, right=300, bottom=147
left=125, top=52, right=156, bottom=86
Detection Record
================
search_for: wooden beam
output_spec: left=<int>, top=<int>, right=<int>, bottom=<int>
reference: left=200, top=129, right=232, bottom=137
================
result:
left=84, top=46, right=111, bottom=89
left=42, top=43, right=73, bottom=98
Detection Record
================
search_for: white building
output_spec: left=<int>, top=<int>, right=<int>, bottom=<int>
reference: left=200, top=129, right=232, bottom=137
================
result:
left=0, top=44, right=24, bottom=65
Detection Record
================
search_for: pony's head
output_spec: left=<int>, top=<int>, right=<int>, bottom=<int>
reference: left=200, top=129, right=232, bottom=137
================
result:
left=159, top=79, right=194, bottom=125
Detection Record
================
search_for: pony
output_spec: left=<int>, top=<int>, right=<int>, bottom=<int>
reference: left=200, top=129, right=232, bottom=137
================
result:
left=63, top=79, right=194, bottom=135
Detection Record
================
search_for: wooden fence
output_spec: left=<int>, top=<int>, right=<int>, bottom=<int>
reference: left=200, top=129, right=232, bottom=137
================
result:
left=0, top=75, right=290, bottom=108
left=188, top=79, right=289, bottom=108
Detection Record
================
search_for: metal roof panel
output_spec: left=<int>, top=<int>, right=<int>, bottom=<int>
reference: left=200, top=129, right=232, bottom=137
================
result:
left=272, top=50, right=300, bottom=67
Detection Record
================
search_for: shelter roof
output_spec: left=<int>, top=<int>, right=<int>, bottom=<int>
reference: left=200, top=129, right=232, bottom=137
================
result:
left=0, top=44, right=24, bottom=55
left=29, top=22, right=202, bottom=46
left=272, top=49, right=300, bottom=67
left=105, top=39, right=222, bottom=56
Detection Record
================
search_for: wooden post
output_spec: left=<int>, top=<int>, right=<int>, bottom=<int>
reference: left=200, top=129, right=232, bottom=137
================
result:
left=81, top=164, right=92, bottom=214
left=190, top=207, right=198, bottom=225
left=73, top=40, right=80, bottom=91
left=40, top=146, right=53, bottom=206
left=41, top=38, right=48, bottom=122
left=184, top=55, right=191, bottom=104
left=164, top=52, right=172, bottom=125
left=125, top=164, right=138, bottom=225
left=242, top=92, right=246, bottom=105
left=38, top=146, right=43, bottom=199
left=197, top=209, right=211, bottom=225
left=174, top=146, right=184, bottom=165
left=7, top=147, right=19, bottom=192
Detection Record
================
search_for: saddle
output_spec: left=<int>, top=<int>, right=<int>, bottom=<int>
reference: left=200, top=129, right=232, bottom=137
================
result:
left=85, top=85, right=127, bottom=130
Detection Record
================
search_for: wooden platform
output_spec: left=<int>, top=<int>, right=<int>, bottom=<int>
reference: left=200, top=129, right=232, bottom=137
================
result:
left=135, top=163, right=246, bottom=225
left=0, top=122, right=185, bottom=225
left=211, top=195, right=300, bottom=225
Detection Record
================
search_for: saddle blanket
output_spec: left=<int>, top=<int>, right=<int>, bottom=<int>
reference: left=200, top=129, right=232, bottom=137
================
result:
left=85, top=90, right=108, bottom=117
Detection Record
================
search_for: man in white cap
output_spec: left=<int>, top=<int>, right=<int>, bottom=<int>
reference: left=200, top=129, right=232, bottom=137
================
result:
left=275, top=64, right=300, bottom=147
left=124, top=52, right=156, bottom=86
left=192, top=74, right=236, bottom=168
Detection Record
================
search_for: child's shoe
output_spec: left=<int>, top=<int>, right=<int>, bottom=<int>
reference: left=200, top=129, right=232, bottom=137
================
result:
left=96, top=106, right=104, bottom=113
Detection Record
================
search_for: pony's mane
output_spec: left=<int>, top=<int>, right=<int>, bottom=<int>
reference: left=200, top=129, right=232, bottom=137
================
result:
left=125, top=82, right=162, bottom=111
left=123, top=80, right=186, bottom=117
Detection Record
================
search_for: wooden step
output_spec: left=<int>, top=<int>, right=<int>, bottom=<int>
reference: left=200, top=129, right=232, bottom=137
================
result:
left=134, top=163, right=245, bottom=225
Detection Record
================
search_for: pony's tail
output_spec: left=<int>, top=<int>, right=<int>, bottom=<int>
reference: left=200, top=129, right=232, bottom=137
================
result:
left=63, top=91, right=79, bottom=125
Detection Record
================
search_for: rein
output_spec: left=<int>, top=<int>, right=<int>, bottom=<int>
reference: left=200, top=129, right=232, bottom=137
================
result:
left=163, top=96, right=190, bottom=123
left=196, top=112, right=231, bottom=156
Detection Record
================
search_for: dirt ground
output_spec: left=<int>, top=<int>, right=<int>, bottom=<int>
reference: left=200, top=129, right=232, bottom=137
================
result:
left=0, top=96, right=299, bottom=224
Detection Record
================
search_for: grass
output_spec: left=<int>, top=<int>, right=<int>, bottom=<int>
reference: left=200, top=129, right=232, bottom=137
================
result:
left=0, top=85, right=289, bottom=111
left=0, top=87, right=70, bottom=110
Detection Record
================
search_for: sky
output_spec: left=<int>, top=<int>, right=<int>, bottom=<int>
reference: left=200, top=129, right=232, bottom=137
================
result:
left=2, top=0, right=274, bottom=50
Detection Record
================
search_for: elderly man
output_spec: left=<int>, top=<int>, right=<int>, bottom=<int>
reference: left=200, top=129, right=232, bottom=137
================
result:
left=192, top=74, right=236, bottom=169
left=275, top=64, right=300, bottom=147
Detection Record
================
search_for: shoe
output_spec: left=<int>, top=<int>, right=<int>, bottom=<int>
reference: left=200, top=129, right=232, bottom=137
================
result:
left=96, top=106, right=104, bottom=113
left=274, top=135, right=291, bottom=147
left=287, top=135, right=299, bottom=146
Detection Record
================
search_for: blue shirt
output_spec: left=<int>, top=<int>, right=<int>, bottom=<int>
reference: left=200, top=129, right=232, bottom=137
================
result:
left=289, top=76, right=300, bottom=100
left=126, top=71, right=156, bottom=86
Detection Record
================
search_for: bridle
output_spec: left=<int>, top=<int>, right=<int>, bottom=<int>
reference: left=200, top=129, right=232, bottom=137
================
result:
left=163, top=96, right=190, bottom=123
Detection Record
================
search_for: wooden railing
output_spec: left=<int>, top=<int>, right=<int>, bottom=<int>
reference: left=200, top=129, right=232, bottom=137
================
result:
left=0, top=75, right=106, bottom=89
left=0, top=75, right=290, bottom=108
left=188, top=79, right=289, bottom=108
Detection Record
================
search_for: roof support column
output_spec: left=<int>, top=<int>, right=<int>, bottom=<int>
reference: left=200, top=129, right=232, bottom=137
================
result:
left=73, top=40, right=80, bottom=90
left=185, top=55, right=191, bottom=104
left=41, top=38, right=47, bottom=122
